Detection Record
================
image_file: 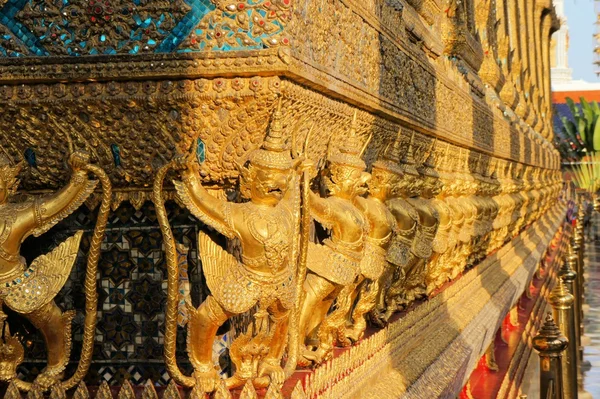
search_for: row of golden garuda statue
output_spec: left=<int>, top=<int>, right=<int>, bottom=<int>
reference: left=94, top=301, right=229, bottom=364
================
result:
left=0, top=100, right=560, bottom=395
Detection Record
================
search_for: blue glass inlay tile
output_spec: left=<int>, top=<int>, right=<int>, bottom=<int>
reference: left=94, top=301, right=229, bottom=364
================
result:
left=111, top=144, right=121, bottom=167
left=24, top=148, right=36, bottom=167
left=196, top=138, right=206, bottom=164
left=156, top=0, right=215, bottom=53
left=0, top=0, right=49, bottom=56
left=0, top=0, right=284, bottom=57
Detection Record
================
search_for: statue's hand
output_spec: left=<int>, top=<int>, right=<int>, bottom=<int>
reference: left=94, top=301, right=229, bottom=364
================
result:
left=173, top=154, right=202, bottom=176
left=298, top=157, right=317, bottom=179
left=173, top=154, right=190, bottom=170
left=68, top=151, right=90, bottom=171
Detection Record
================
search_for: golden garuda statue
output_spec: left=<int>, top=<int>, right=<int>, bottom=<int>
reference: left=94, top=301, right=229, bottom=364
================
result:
left=343, top=142, right=398, bottom=343
left=424, top=143, right=459, bottom=294
left=155, top=99, right=309, bottom=395
left=0, top=151, right=106, bottom=391
left=378, top=136, right=423, bottom=318
left=297, top=113, right=370, bottom=365
left=401, top=141, right=441, bottom=303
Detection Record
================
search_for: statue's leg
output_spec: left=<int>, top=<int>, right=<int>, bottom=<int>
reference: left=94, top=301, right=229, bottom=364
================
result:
left=386, top=254, right=419, bottom=312
left=347, top=278, right=378, bottom=342
left=298, top=273, right=336, bottom=345
left=187, top=295, right=231, bottom=393
left=347, top=275, right=364, bottom=319
left=24, top=301, right=75, bottom=390
left=256, top=301, right=289, bottom=388
left=298, top=273, right=337, bottom=365
left=266, top=301, right=290, bottom=362
left=425, top=253, right=442, bottom=295
left=314, top=282, right=356, bottom=360
left=370, top=264, right=395, bottom=326
left=406, top=259, right=428, bottom=301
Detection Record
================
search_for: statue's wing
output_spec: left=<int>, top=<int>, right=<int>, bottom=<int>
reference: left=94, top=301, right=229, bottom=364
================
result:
left=4, top=231, right=83, bottom=314
left=174, top=180, right=236, bottom=239
left=198, top=230, right=239, bottom=300
left=31, top=180, right=98, bottom=237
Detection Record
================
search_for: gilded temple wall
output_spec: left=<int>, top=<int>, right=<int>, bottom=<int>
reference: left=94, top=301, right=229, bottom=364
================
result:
left=0, top=0, right=562, bottom=397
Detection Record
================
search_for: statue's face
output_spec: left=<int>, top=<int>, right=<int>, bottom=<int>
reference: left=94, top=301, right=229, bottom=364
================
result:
left=369, top=168, right=395, bottom=200
left=324, top=164, right=363, bottom=199
left=355, top=172, right=371, bottom=197
left=250, top=166, right=291, bottom=206
left=404, top=174, right=423, bottom=197
left=421, top=176, right=442, bottom=198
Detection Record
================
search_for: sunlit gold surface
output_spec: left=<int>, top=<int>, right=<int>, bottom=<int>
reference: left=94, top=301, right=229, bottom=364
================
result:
left=0, top=0, right=563, bottom=396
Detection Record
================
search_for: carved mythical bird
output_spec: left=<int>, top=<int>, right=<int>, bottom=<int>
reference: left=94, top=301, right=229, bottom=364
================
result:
left=0, top=151, right=96, bottom=389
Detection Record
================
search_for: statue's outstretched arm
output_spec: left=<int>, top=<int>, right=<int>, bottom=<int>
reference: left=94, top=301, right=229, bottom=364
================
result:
left=174, top=167, right=237, bottom=239
left=308, top=191, right=336, bottom=230
left=23, top=152, right=97, bottom=238
left=309, top=191, right=330, bottom=218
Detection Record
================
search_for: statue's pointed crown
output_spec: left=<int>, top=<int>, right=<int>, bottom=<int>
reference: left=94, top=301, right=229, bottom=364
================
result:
left=398, top=132, right=419, bottom=176
left=248, top=98, right=293, bottom=170
left=329, top=110, right=367, bottom=169
left=417, top=138, right=439, bottom=178
left=458, top=148, right=475, bottom=181
left=436, top=142, right=456, bottom=182
left=372, top=134, right=404, bottom=176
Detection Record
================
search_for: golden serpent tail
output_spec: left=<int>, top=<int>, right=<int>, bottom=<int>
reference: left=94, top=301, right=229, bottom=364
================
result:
left=62, top=164, right=111, bottom=390
left=152, top=161, right=195, bottom=387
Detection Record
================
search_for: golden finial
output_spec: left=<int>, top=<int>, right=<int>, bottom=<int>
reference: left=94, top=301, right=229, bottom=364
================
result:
left=328, top=109, right=367, bottom=169
left=359, top=132, right=373, bottom=158
left=372, top=134, right=404, bottom=176
left=398, top=132, right=419, bottom=176
left=418, top=137, right=439, bottom=178
left=141, top=380, right=159, bottom=399
left=117, top=380, right=136, bottom=399
left=73, top=382, right=90, bottom=399
left=49, top=385, right=67, bottom=399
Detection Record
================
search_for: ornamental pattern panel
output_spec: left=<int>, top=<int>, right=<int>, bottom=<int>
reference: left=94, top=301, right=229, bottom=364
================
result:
left=0, top=0, right=290, bottom=56
left=13, top=201, right=224, bottom=387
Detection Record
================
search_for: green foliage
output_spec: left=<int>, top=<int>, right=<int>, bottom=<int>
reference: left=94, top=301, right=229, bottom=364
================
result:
left=555, top=96, right=600, bottom=161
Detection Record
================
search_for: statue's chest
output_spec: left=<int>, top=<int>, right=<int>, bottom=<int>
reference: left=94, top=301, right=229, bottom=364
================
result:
left=244, top=208, right=292, bottom=255
left=0, top=208, right=16, bottom=247
left=333, top=198, right=365, bottom=228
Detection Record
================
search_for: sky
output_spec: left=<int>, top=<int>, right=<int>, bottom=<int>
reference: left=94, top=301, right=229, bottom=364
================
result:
left=565, top=0, right=598, bottom=81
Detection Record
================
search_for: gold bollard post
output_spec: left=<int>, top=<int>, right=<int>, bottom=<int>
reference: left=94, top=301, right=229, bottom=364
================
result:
left=550, top=280, right=577, bottom=399
left=533, top=312, right=569, bottom=399
left=563, top=250, right=581, bottom=349
left=571, top=237, right=584, bottom=343
left=550, top=262, right=581, bottom=397
left=566, top=245, right=585, bottom=374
